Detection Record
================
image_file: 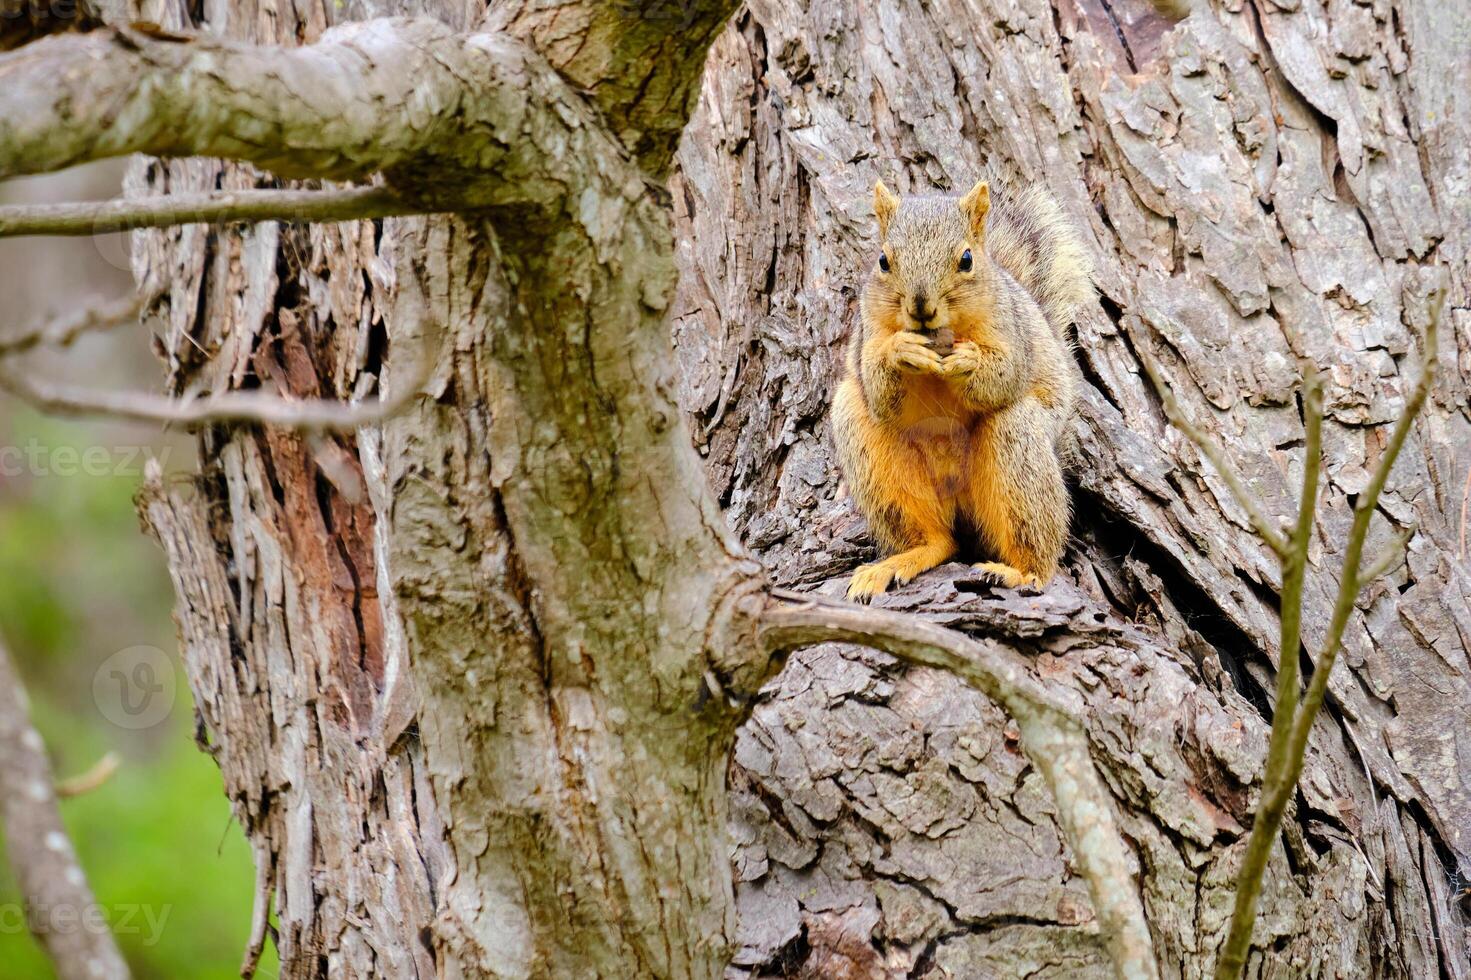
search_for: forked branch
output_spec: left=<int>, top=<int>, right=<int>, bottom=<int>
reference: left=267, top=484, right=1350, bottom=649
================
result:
left=760, top=591, right=1159, bottom=980
left=1138, top=285, right=1445, bottom=979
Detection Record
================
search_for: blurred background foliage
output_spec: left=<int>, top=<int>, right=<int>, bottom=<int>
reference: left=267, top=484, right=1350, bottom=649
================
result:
left=0, top=165, right=271, bottom=978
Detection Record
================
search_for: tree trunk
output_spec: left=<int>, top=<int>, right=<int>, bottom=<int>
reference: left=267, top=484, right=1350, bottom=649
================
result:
left=673, top=1, right=1471, bottom=975
left=126, top=0, right=1469, bottom=977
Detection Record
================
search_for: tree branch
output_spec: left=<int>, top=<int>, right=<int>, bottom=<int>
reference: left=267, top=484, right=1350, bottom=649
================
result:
left=489, top=0, right=741, bottom=175
left=1212, top=352, right=1324, bottom=977
left=0, top=633, right=130, bottom=980
left=0, top=350, right=430, bottom=432
left=0, top=17, right=635, bottom=215
left=0, top=186, right=429, bottom=239
left=760, top=591, right=1158, bottom=980
left=1212, top=286, right=1444, bottom=978
left=0, top=296, right=142, bottom=358
left=0, top=20, right=459, bottom=181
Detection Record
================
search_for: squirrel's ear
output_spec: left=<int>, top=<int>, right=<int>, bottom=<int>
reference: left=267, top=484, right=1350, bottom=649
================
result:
left=873, top=179, right=900, bottom=238
left=960, top=180, right=991, bottom=242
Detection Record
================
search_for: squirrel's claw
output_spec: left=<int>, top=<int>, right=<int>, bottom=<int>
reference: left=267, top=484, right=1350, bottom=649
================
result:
left=970, top=561, right=1039, bottom=589
left=846, top=563, right=895, bottom=602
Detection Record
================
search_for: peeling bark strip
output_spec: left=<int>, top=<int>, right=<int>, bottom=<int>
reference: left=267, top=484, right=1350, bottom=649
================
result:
left=0, top=636, right=130, bottom=980
left=675, top=0, right=1470, bottom=975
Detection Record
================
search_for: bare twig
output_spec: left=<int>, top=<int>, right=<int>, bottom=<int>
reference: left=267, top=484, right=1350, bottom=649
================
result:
left=0, top=186, right=429, bottom=239
left=0, top=296, right=143, bottom=358
left=761, top=591, right=1158, bottom=980
left=0, top=633, right=130, bottom=980
left=55, top=752, right=122, bottom=799
left=1212, top=288, right=1443, bottom=979
left=1137, top=349, right=1290, bottom=557
left=0, top=352, right=431, bottom=433
left=1212, top=353, right=1324, bottom=977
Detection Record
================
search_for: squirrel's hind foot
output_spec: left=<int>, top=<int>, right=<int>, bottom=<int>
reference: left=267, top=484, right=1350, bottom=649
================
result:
left=971, top=561, right=1042, bottom=589
left=847, top=542, right=956, bottom=602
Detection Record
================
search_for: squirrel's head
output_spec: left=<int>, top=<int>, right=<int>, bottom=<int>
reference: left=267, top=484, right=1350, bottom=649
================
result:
left=864, top=178, right=994, bottom=333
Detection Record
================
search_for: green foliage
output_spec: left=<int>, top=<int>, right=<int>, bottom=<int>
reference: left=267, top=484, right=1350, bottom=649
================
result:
left=0, top=695, right=277, bottom=980
left=0, top=411, right=271, bottom=979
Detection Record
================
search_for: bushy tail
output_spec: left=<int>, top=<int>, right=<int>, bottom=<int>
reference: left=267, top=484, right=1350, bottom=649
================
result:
left=983, top=176, right=1096, bottom=337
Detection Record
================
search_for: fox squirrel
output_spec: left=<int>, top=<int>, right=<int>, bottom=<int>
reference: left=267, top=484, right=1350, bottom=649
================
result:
left=832, top=176, right=1092, bottom=601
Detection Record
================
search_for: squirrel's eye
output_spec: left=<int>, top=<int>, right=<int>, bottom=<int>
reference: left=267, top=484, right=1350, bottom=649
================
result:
left=878, top=253, right=890, bottom=273
left=958, top=249, right=973, bottom=272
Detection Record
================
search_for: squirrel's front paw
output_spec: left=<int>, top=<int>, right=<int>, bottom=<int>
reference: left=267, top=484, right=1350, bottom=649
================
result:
left=940, top=340, right=983, bottom=379
left=887, top=332, right=943, bottom=374
left=846, top=563, right=896, bottom=602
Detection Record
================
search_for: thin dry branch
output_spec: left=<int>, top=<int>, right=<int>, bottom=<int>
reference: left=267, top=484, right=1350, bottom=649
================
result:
left=55, top=753, right=122, bottom=799
left=1212, top=287, right=1444, bottom=979
left=0, top=342, right=433, bottom=432
left=0, top=633, right=130, bottom=980
left=1214, top=358, right=1324, bottom=969
left=0, top=296, right=142, bottom=358
left=760, top=590, right=1158, bottom=980
left=0, top=186, right=428, bottom=239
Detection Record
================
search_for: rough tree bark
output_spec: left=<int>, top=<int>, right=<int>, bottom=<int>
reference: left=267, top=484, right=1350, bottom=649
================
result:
left=672, top=1, right=1470, bottom=975
left=2, top=0, right=1464, bottom=976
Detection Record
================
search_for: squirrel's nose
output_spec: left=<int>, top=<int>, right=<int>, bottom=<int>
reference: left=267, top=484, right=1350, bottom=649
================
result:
left=908, top=286, right=937, bottom=323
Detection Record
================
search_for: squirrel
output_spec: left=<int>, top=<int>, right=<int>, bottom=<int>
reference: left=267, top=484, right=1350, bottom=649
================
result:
left=831, top=176, right=1093, bottom=601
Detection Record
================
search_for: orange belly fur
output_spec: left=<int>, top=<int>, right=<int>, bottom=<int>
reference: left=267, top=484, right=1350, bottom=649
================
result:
left=888, top=376, right=980, bottom=515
